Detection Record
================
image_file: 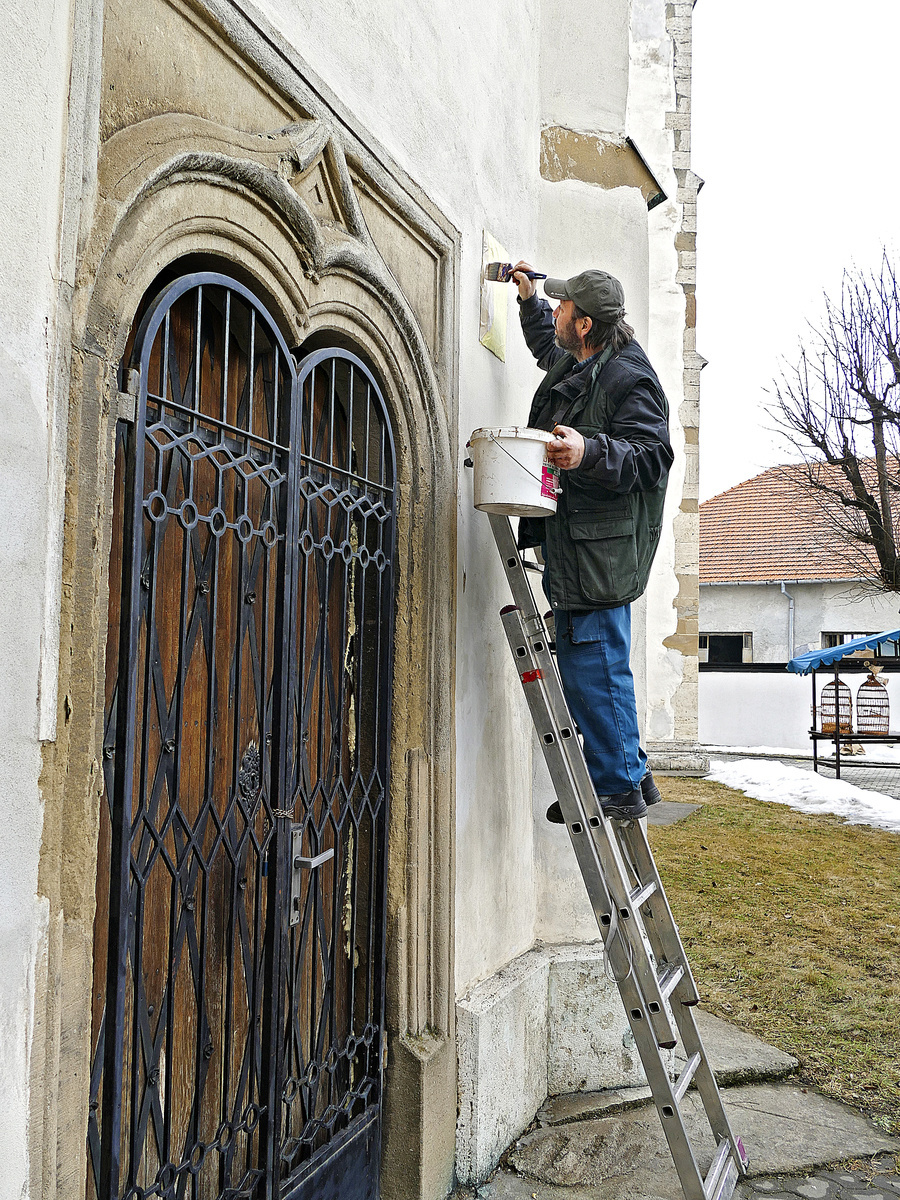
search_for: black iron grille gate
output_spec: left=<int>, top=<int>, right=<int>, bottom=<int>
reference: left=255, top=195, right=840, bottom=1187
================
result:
left=87, top=273, right=397, bottom=1200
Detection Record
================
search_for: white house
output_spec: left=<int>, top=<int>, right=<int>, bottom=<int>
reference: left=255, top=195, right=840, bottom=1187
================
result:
left=699, top=465, right=900, bottom=748
left=0, top=1, right=702, bottom=1197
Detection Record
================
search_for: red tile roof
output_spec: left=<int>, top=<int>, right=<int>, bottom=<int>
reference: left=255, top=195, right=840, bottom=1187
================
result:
left=699, top=464, right=877, bottom=584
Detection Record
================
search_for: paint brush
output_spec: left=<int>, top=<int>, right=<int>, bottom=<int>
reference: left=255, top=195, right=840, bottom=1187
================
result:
left=484, top=263, right=548, bottom=283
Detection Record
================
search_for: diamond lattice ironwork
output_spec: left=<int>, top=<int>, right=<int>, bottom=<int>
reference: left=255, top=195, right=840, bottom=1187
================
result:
left=89, top=276, right=396, bottom=1200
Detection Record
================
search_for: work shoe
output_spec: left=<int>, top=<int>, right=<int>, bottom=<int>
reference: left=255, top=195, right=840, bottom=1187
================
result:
left=640, top=770, right=662, bottom=806
left=600, top=788, right=647, bottom=821
left=546, top=787, right=647, bottom=825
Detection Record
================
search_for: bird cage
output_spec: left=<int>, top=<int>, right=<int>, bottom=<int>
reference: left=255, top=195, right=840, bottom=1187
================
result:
left=820, top=678, right=852, bottom=734
left=856, top=672, right=889, bottom=734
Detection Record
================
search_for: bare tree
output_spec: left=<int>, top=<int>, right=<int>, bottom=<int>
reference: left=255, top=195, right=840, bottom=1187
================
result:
left=771, top=250, right=900, bottom=593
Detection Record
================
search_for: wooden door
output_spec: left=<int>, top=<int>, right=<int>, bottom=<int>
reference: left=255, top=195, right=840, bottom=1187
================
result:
left=276, top=350, right=396, bottom=1200
left=87, top=275, right=396, bottom=1200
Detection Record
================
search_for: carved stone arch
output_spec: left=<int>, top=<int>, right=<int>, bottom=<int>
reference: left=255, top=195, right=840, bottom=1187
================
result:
left=43, top=117, right=457, bottom=1200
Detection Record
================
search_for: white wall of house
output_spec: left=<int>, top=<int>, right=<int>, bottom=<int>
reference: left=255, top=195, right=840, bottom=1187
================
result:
left=0, top=0, right=75, bottom=1189
left=699, top=670, right=814, bottom=749
left=701, top=581, right=900, bottom=663
left=699, top=667, right=899, bottom=751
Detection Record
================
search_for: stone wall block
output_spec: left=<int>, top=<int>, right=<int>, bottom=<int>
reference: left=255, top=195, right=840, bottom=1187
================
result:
left=455, top=951, right=550, bottom=1184
left=547, top=949, right=655, bottom=1093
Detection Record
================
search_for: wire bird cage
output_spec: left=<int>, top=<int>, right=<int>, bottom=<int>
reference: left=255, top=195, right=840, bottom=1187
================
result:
left=856, top=672, right=890, bottom=734
left=819, top=679, right=852, bottom=735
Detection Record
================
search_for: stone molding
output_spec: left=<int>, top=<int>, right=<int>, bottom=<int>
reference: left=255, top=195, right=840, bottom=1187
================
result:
left=646, top=740, right=710, bottom=775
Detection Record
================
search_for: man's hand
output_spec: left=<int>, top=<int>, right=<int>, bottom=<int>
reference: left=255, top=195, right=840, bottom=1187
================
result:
left=511, top=260, right=537, bottom=301
left=547, top=425, right=585, bottom=470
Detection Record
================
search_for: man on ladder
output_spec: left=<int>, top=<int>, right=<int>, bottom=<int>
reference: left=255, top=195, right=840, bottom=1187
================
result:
left=491, top=263, right=748, bottom=1200
left=511, top=262, right=673, bottom=823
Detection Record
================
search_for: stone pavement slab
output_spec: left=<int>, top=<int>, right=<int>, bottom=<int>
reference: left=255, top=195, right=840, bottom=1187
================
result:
left=647, top=800, right=701, bottom=826
left=464, top=1084, right=898, bottom=1200
left=539, top=1085, right=653, bottom=1126
left=735, top=1151, right=900, bottom=1198
left=726, top=1084, right=897, bottom=1174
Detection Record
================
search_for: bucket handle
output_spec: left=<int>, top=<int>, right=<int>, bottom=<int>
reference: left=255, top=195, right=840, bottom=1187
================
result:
left=486, top=431, right=562, bottom=496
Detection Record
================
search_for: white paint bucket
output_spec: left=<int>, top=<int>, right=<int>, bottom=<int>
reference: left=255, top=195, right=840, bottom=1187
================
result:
left=468, top=426, right=561, bottom=516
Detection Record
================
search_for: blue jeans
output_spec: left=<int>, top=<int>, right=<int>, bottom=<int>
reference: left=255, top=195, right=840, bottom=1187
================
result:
left=554, top=606, right=647, bottom=796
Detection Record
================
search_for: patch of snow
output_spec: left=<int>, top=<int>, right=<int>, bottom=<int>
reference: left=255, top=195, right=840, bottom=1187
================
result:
left=707, top=757, right=900, bottom=834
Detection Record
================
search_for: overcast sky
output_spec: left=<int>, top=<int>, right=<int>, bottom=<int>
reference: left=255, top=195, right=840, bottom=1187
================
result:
left=691, top=2, right=900, bottom=500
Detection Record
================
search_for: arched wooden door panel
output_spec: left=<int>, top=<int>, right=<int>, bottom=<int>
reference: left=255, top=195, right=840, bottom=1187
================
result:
left=88, top=274, right=397, bottom=1200
left=278, top=351, right=395, bottom=1199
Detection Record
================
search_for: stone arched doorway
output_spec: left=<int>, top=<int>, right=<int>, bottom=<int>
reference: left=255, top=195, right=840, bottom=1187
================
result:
left=38, top=114, right=458, bottom=1200
left=88, top=269, right=398, bottom=1199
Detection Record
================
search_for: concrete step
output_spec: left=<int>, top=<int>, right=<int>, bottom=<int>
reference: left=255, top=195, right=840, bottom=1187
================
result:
left=673, top=1008, right=798, bottom=1087
left=538, top=1009, right=798, bottom=1127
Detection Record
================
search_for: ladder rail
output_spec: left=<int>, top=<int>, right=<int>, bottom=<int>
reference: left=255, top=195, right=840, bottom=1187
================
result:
left=614, top=819, right=749, bottom=1169
left=500, top=605, right=679, bottom=1049
left=492, top=518, right=680, bottom=1046
left=616, top=819, right=701, bottom=1007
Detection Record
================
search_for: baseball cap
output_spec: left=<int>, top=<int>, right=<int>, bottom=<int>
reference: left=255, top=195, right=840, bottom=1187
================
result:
left=543, top=270, right=626, bottom=323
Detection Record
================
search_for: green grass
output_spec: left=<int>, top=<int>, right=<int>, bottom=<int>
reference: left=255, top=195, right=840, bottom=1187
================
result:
left=649, top=776, right=900, bottom=1135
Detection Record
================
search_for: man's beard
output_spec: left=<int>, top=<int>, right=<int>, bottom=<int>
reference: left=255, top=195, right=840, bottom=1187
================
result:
left=554, top=317, right=581, bottom=356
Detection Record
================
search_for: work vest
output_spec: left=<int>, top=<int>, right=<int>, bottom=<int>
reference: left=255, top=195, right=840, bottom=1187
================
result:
left=519, top=341, right=669, bottom=611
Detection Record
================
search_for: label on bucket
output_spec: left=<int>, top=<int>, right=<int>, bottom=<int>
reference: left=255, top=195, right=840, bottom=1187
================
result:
left=541, top=462, right=560, bottom=499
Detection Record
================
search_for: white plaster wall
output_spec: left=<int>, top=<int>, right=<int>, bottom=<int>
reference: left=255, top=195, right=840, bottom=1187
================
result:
left=0, top=0, right=74, bottom=1191
left=532, top=730, right=599, bottom=945
left=701, top=583, right=900, bottom=663
left=157, top=0, right=682, bottom=996
left=699, top=670, right=833, bottom=750
left=0, top=0, right=689, bottom=1187
left=252, top=0, right=550, bottom=993
left=540, top=0, right=631, bottom=133
left=252, top=0, right=543, bottom=235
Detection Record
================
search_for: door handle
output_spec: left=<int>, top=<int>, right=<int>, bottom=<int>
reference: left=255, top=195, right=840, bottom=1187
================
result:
left=294, top=849, right=334, bottom=870
left=289, top=827, right=334, bottom=926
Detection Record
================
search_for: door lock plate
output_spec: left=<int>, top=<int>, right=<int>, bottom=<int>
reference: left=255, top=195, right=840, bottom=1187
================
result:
left=289, top=825, right=335, bottom=926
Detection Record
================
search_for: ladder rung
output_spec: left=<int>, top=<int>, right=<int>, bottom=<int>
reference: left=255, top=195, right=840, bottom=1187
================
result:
left=657, top=963, right=684, bottom=1001
left=704, top=1140, right=732, bottom=1200
left=672, top=1051, right=701, bottom=1101
left=629, top=880, right=657, bottom=908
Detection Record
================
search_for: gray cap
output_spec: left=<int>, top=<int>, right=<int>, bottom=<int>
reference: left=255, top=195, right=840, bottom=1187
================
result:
left=543, top=270, right=626, bottom=323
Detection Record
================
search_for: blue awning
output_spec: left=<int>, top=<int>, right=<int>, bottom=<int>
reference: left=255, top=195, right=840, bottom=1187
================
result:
left=786, top=628, right=900, bottom=675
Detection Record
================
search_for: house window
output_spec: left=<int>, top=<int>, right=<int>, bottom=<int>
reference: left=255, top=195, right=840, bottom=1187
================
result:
left=700, top=632, right=752, bottom=664
left=822, top=632, right=900, bottom=656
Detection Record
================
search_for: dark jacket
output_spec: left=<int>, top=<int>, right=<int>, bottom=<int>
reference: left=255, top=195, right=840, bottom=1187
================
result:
left=517, top=295, right=673, bottom=610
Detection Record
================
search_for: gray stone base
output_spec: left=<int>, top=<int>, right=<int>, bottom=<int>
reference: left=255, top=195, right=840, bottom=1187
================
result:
left=455, top=943, right=668, bottom=1185
left=646, top=740, right=710, bottom=775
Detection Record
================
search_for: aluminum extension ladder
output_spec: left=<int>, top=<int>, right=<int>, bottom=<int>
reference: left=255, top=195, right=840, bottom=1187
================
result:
left=488, top=513, right=749, bottom=1200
